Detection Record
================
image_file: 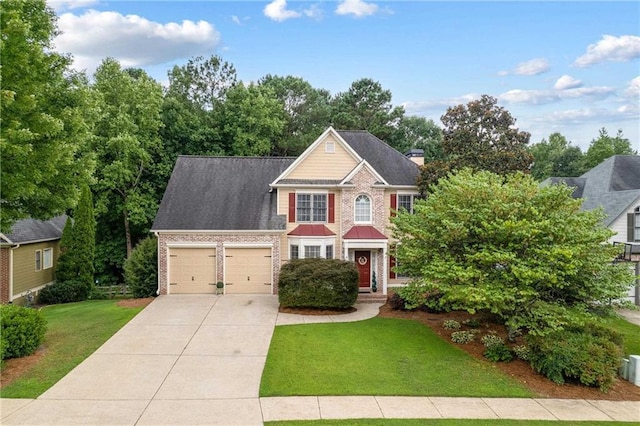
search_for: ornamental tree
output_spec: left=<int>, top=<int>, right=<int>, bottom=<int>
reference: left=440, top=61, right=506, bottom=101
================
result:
left=391, top=169, right=632, bottom=336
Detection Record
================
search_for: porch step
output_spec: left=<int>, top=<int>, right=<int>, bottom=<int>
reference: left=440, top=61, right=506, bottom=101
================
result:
left=357, top=292, right=388, bottom=304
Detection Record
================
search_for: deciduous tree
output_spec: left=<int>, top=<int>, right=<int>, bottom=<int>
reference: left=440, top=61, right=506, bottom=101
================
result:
left=392, top=169, right=632, bottom=336
left=529, top=133, right=585, bottom=181
left=440, top=95, right=533, bottom=175
left=582, top=128, right=636, bottom=170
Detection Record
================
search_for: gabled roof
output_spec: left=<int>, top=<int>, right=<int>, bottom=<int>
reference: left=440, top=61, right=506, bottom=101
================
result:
left=544, top=155, right=640, bottom=226
left=336, top=130, right=420, bottom=186
left=151, top=156, right=295, bottom=231
left=343, top=226, right=388, bottom=240
left=1, top=215, right=67, bottom=245
left=271, top=127, right=419, bottom=187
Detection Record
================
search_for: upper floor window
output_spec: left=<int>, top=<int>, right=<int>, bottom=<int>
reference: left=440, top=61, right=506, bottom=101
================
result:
left=354, top=194, right=371, bottom=223
left=398, top=194, right=420, bottom=213
left=325, top=140, right=335, bottom=153
left=297, top=193, right=326, bottom=222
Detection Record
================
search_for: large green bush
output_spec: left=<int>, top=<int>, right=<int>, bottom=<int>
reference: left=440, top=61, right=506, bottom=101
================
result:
left=1, top=305, right=47, bottom=360
left=526, top=324, right=623, bottom=391
left=278, top=258, right=358, bottom=309
left=124, top=236, right=158, bottom=298
left=38, top=279, right=89, bottom=304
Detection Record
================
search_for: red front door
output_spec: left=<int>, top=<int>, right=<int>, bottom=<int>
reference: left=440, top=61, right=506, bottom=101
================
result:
left=355, top=251, right=370, bottom=289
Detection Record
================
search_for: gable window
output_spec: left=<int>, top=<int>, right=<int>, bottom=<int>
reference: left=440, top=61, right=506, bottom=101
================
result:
left=35, top=250, right=42, bottom=272
left=43, top=248, right=53, bottom=269
left=326, top=140, right=335, bottom=153
left=354, top=194, right=371, bottom=223
left=297, top=193, right=327, bottom=222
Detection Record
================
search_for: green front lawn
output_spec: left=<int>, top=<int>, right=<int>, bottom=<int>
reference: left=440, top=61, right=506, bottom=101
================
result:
left=605, top=315, right=640, bottom=356
left=0, top=300, right=145, bottom=398
left=260, top=317, right=533, bottom=398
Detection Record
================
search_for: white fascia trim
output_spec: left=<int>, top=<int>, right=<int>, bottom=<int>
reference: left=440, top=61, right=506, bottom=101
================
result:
left=607, top=194, right=640, bottom=228
left=339, top=160, right=389, bottom=187
left=153, top=230, right=286, bottom=235
left=271, top=184, right=340, bottom=189
left=0, top=233, right=14, bottom=245
left=269, top=127, right=362, bottom=187
left=396, top=189, right=421, bottom=195
left=344, top=240, right=388, bottom=249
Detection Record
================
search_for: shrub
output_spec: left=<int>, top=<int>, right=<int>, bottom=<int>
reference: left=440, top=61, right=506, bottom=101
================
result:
left=38, top=279, right=89, bottom=304
left=526, top=325, right=623, bottom=391
left=462, top=318, right=481, bottom=328
left=484, top=342, right=513, bottom=362
left=388, top=292, right=406, bottom=310
left=443, top=320, right=461, bottom=330
left=513, top=345, right=531, bottom=361
left=278, top=258, right=359, bottom=309
left=451, top=330, right=477, bottom=344
left=0, top=305, right=47, bottom=360
left=481, top=332, right=504, bottom=347
left=124, top=236, right=158, bottom=298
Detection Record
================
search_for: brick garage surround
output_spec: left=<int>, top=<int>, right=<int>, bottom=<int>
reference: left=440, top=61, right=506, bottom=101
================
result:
left=157, top=233, right=283, bottom=295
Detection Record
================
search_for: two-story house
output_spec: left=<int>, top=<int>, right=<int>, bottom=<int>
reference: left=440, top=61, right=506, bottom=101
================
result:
left=151, top=127, right=421, bottom=298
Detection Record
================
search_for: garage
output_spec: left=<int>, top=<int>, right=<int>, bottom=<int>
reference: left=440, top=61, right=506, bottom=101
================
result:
left=224, top=247, right=272, bottom=294
left=168, top=247, right=217, bottom=294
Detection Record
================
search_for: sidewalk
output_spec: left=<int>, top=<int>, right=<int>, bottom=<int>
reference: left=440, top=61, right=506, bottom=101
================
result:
left=1, top=297, right=639, bottom=425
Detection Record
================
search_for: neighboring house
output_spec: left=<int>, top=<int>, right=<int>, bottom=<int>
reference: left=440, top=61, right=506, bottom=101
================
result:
left=543, top=155, right=640, bottom=246
left=0, top=215, right=67, bottom=304
left=151, top=127, right=421, bottom=297
left=543, top=155, right=640, bottom=305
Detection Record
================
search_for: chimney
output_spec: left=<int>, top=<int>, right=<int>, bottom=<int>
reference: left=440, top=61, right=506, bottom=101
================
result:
left=405, top=149, right=424, bottom=166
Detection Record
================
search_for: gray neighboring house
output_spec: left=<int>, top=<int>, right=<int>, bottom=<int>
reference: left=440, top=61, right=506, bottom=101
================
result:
left=0, top=215, right=67, bottom=304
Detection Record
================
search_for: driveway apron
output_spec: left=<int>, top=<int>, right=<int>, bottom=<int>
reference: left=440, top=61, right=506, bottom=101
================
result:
left=2, top=294, right=279, bottom=425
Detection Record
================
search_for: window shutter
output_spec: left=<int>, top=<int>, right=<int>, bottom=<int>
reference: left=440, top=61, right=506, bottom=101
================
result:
left=628, top=213, right=635, bottom=242
left=390, top=194, right=397, bottom=217
left=289, top=193, right=296, bottom=223
left=328, top=193, right=335, bottom=223
left=389, top=255, right=396, bottom=279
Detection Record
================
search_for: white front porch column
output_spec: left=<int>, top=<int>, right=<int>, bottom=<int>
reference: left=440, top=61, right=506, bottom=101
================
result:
left=382, top=245, right=388, bottom=295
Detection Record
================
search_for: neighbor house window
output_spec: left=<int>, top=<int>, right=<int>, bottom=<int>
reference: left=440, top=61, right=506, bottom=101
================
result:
left=354, top=194, right=371, bottom=223
left=297, top=193, right=327, bottom=222
left=43, top=248, right=53, bottom=269
left=635, top=207, right=640, bottom=241
left=35, top=250, right=42, bottom=271
left=304, top=246, right=321, bottom=258
left=290, top=245, right=299, bottom=260
left=326, top=140, right=335, bottom=153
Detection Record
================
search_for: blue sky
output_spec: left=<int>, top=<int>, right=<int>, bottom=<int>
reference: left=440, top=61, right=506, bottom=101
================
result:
left=49, top=1, right=639, bottom=151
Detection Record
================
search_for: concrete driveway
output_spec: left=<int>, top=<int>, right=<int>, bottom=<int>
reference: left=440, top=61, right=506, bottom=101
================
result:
left=3, top=295, right=279, bottom=425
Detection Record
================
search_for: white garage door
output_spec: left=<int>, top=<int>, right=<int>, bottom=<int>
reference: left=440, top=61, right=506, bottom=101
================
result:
left=169, top=248, right=216, bottom=294
left=224, top=247, right=272, bottom=294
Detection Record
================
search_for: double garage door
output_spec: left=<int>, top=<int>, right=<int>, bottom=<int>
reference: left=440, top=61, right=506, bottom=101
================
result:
left=168, top=247, right=272, bottom=294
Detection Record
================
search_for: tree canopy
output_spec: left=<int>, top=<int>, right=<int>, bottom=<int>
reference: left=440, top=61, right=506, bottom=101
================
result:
left=392, top=168, right=632, bottom=336
left=0, top=0, right=94, bottom=232
left=582, top=128, right=636, bottom=170
left=529, top=133, right=585, bottom=181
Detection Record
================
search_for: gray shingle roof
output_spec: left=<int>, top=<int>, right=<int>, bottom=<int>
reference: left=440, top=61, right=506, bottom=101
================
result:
left=2, top=215, right=67, bottom=244
left=546, top=155, right=640, bottom=226
left=151, top=156, right=295, bottom=231
left=337, top=130, right=420, bottom=186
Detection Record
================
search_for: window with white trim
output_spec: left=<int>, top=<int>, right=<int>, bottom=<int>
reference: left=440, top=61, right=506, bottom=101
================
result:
left=326, top=140, right=335, bottom=153
left=297, top=193, right=327, bottom=222
left=354, top=194, right=371, bottom=223
left=326, top=245, right=333, bottom=259
left=635, top=207, right=640, bottom=241
left=291, top=245, right=299, bottom=260
left=397, top=194, right=421, bottom=213
left=304, top=246, right=321, bottom=258
left=43, top=248, right=53, bottom=269
left=35, top=250, right=42, bottom=271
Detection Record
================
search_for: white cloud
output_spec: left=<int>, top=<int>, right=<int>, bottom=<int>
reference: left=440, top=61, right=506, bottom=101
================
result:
left=54, top=10, right=219, bottom=74
left=624, top=76, right=640, bottom=98
left=574, top=35, right=640, bottom=67
left=402, top=94, right=482, bottom=115
left=500, top=58, right=549, bottom=76
left=554, top=75, right=582, bottom=90
left=231, top=15, right=241, bottom=25
left=335, top=0, right=379, bottom=17
left=499, top=86, right=614, bottom=105
left=264, top=0, right=301, bottom=22
left=303, top=4, right=324, bottom=20
left=534, top=106, right=637, bottom=125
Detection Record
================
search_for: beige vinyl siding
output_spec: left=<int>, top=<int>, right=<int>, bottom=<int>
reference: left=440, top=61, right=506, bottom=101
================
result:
left=286, top=134, right=358, bottom=180
left=12, top=242, right=59, bottom=296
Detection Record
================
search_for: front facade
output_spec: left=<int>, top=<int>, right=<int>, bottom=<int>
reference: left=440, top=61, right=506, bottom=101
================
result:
left=0, top=216, right=66, bottom=304
left=152, top=127, right=420, bottom=297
